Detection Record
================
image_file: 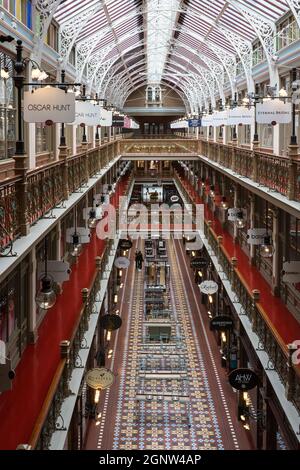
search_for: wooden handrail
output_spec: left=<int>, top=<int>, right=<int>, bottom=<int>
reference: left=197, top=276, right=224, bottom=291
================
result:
left=29, top=359, right=66, bottom=449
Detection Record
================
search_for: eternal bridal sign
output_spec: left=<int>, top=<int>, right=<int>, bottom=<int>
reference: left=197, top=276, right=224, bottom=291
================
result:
left=74, top=101, right=101, bottom=126
left=256, top=99, right=292, bottom=124
left=24, top=87, right=75, bottom=123
left=228, top=107, right=254, bottom=126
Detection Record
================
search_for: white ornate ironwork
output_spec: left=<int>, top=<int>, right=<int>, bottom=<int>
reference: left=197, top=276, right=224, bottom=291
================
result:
left=59, top=3, right=102, bottom=65
left=32, top=0, right=63, bottom=62
left=286, top=0, right=300, bottom=29
left=218, top=26, right=253, bottom=92
left=227, top=0, right=276, bottom=67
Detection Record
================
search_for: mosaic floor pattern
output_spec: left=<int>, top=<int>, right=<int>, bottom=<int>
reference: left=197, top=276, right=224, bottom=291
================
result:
left=106, top=239, right=236, bottom=450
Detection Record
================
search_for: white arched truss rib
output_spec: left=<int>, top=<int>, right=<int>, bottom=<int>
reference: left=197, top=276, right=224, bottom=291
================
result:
left=59, top=3, right=103, bottom=66
left=49, top=0, right=292, bottom=107
left=226, top=0, right=277, bottom=83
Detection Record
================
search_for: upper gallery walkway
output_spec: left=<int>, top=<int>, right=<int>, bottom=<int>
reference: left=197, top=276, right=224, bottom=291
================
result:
left=174, top=168, right=300, bottom=416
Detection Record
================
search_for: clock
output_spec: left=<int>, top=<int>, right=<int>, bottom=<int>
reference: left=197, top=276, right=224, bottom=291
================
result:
left=85, top=367, right=115, bottom=390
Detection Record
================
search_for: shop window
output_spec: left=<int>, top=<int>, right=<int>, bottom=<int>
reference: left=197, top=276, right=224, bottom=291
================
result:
left=0, top=52, right=16, bottom=160
left=258, top=124, right=273, bottom=148
left=69, top=46, right=76, bottom=67
left=46, top=20, right=59, bottom=51
left=0, top=259, right=29, bottom=349
left=36, top=122, right=53, bottom=154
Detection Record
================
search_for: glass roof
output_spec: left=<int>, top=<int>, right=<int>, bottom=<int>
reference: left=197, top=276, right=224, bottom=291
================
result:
left=53, top=0, right=290, bottom=108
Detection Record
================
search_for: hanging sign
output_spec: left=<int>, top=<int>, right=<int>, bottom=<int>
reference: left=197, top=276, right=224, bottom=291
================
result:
left=66, top=227, right=91, bottom=244
left=24, top=87, right=76, bottom=123
left=112, top=115, right=125, bottom=127
left=247, top=228, right=268, bottom=245
left=114, top=257, right=130, bottom=269
left=282, top=261, right=300, bottom=283
left=256, top=99, right=292, bottom=124
left=212, top=110, right=228, bottom=127
left=190, top=257, right=208, bottom=269
left=171, top=120, right=188, bottom=129
left=83, top=207, right=103, bottom=221
left=100, top=108, right=113, bottom=127
left=74, top=101, right=101, bottom=126
left=199, top=280, right=218, bottom=295
left=228, top=368, right=259, bottom=391
left=99, top=314, right=122, bottom=331
left=210, top=315, right=234, bottom=331
left=119, top=239, right=133, bottom=250
left=228, top=208, right=242, bottom=222
left=228, top=107, right=254, bottom=126
left=38, top=261, right=71, bottom=284
left=202, top=115, right=213, bottom=127
left=188, top=119, right=202, bottom=128
left=85, top=367, right=114, bottom=390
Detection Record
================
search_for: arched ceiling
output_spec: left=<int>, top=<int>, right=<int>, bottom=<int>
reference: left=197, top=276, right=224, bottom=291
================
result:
left=52, top=0, right=291, bottom=110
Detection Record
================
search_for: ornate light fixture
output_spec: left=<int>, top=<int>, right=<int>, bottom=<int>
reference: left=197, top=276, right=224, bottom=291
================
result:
left=260, top=202, right=273, bottom=258
left=36, top=237, right=56, bottom=310
left=235, top=211, right=246, bottom=229
left=71, top=210, right=82, bottom=257
left=220, top=197, right=228, bottom=210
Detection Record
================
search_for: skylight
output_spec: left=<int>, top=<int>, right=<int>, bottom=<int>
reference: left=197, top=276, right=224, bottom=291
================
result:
left=146, top=0, right=181, bottom=85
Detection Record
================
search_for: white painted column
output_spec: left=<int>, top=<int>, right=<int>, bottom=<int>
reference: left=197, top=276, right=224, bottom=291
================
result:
left=27, top=123, right=36, bottom=169
left=55, top=124, right=61, bottom=160
left=272, top=208, right=280, bottom=296
left=72, top=125, right=77, bottom=155
left=92, top=126, right=96, bottom=148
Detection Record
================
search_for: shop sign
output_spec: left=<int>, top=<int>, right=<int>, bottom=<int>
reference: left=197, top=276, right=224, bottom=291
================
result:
left=188, top=118, right=202, bottom=128
left=210, top=315, right=234, bottom=331
left=114, top=257, right=130, bottom=269
left=24, top=87, right=75, bottom=123
left=256, top=99, right=292, bottom=124
left=119, top=239, right=133, bottom=250
left=212, top=110, right=228, bottom=127
left=228, top=368, right=259, bottom=391
left=247, top=228, right=268, bottom=245
left=228, top=107, right=254, bottom=126
left=199, top=280, right=218, bottom=295
left=100, top=108, right=113, bottom=127
left=99, top=314, right=122, bottom=331
left=112, top=115, right=125, bottom=127
left=202, top=115, right=213, bottom=127
left=66, top=227, right=91, bottom=244
left=74, top=101, right=101, bottom=126
left=170, top=195, right=180, bottom=203
left=228, top=208, right=242, bottom=221
left=282, top=261, right=300, bottom=283
left=38, top=261, right=71, bottom=284
left=85, top=367, right=114, bottom=390
left=190, top=257, right=208, bottom=269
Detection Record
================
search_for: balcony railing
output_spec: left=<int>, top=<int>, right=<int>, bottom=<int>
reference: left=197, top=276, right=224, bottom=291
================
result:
left=200, top=140, right=300, bottom=202
left=0, top=140, right=121, bottom=249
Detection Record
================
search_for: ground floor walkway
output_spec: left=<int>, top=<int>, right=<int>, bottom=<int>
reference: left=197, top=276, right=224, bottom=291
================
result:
left=85, top=237, right=253, bottom=450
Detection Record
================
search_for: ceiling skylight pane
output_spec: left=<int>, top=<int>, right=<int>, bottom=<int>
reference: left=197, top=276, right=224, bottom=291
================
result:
left=146, top=0, right=181, bottom=84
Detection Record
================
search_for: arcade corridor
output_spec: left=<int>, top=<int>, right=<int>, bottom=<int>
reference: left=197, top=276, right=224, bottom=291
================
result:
left=85, top=237, right=252, bottom=451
